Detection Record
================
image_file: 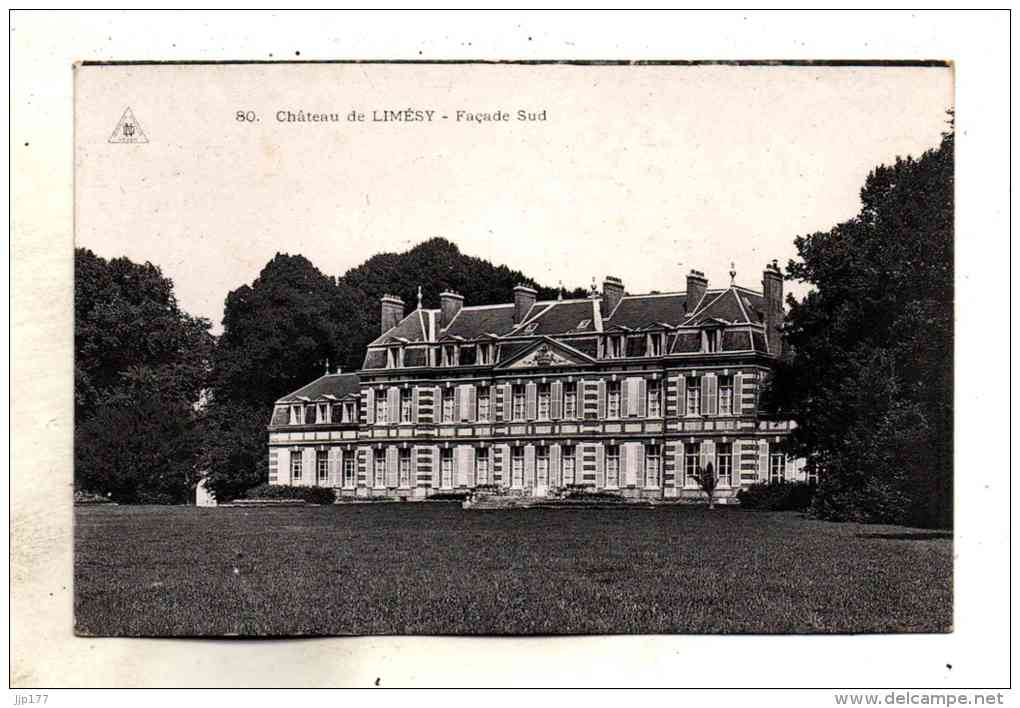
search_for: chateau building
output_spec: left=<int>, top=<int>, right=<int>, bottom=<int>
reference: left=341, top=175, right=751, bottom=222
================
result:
left=267, top=263, right=809, bottom=501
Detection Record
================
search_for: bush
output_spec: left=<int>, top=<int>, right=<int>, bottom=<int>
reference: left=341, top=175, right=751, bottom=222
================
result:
left=737, top=482, right=816, bottom=511
left=428, top=491, right=471, bottom=502
left=243, top=483, right=336, bottom=505
left=563, top=490, right=625, bottom=502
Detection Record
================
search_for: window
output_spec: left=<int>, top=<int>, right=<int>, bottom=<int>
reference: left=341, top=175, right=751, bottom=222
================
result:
left=685, top=377, right=701, bottom=416
left=626, top=336, right=645, bottom=357
left=521, top=322, right=539, bottom=335
left=343, top=401, right=356, bottom=423
left=607, top=381, right=621, bottom=418
left=536, top=446, right=549, bottom=485
left=476, top=387, right=491, bottom=421
left=806, top=466, right=819, bottom=485
left=343, top=456, right=355, bottom=486
left=512, top=385, right=526, bottom=421
left=375, top=393, right=388, bottom=423
left=647, top=380, right=661, bottom=417
left=477, top=344, right=489, bottom=366
left=400, top=388, right=413, bottom=423
left=387, top=346, right=402, bottom=368
left=607, top=335, right=624, bottom=359
left=317, top=450, right=329, bottom=482
left=399, top=448, right=411, bottom=487
left=648, top=333, right=664, bottom=357
left=476, top=448, right=489, bottom=484
left=562, top=445, right=576, bottom=485
left=684, top=442, right=700, bottom=486
left=537, top=384, right=551, bottom=420
left=718, top=375, right=733, bottom=416
left=289, top=405, right=304, bottom=425
left=291, top=453, right=303, bottom=480
left=459, top=345, right=477, bottom=366
left=606, top=444, right=620, bottom=487
left=717, top=442, right=732, bottom=486
left=441, top=448, right=453, bottom=487
left=445, top=345, right=457, bottom=366
left=563, top=383, right=577, bottom=419
left=645, top=445, right=661, bottom=488
left=374, top=453, right=386, bottom=487
left=511, top=446, right=524, bottom=487
left=705, top=330, right=720, bottom=352
left=769, top=452, right=786, bottom=484
left=317, top=403, right=329, bottom=424
left=442, top=387, right=455, bottom=422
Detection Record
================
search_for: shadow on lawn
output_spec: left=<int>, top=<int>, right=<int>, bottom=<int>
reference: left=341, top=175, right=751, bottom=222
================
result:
left=856, top=531, right=953, bottom=541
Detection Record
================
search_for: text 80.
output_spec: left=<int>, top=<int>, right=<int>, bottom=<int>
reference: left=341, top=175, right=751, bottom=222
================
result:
left=236, top=111, right=259, bottom=122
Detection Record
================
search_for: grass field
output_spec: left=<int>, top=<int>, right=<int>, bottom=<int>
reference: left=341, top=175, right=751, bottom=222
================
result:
left=74, top=504, right=952, bottom=636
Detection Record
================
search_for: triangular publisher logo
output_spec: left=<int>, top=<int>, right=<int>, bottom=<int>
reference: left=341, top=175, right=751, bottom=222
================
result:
left=108, top=107, right=148, bottom=144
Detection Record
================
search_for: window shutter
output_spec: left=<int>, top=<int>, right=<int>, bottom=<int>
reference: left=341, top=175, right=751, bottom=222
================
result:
left=412, top=387, right=420, bottom=422
left=703, top=440, right=716, bottom=483
left=550, top=444, right=561, bottom=487
left=328, top=447, right=341, bottom=486
left=594, top=443, right=606, bottom=488
left=525, top=382, right=538, bottom=421
left=500, top=383, right=512, bottom=421
left=621, top=380, right=630, bottom=418
left=758, top=439, right=769, bottom=482
left=388, top=387, right=400, bottom=419
left=524, top=445, right=536, bottom=488
left=386, top=447, right=398, bottom=487
left=671, top=443, right=682, bottom=491
left=733, top=374, right=743, bottom=416
left=278, top=449, right=290, bottom=485
left=365, top=389, right=375, bottom=424
left=434, top=386, right=443, bottom=419
left=624, top=443, right=637, bottom=486
left=465, top=385, right=476, bottom=422
left=453, top=386, right=462, bottom=421
left=302, top=449, right=315, bottom=488
left=704, top=374, right=717, bottom=416
left=597, top=380, right=607, bottom=419
left=550, top=382, right=563, bottom=419
left=498, top=443, right=511, bottom=485
left=637, top=379, right=647, bottom=417
left=677, top=374, right=687, bottom=416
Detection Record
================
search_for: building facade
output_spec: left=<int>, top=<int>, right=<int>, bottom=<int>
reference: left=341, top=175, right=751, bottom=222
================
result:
left=267, top=263, right=809, bottom=501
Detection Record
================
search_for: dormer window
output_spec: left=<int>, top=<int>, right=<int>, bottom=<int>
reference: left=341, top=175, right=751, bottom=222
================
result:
left=343, top=401, right=356, bottom=423
left=704, top=330, right=720, bottom=353
left=289, top=405, right=304, bottom=425
left=459, top=344, right=477, bottom=366
left=316, top=403, right=330, bottom=424
left=607, top=335, right=624, bottom=359
left=521, top=322, right=539, bottom=335
left=648, top=333, right=665, bottom=357
left=442, top=345, right=458, bottom=367
left=477, top=343, right=493, bottom=366
left=387, top=346, right=402, bottom=368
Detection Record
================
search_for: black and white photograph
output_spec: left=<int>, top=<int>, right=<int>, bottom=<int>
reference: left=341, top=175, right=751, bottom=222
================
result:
left=9, top=9, right=1011, bottom=694
left=70, top=59, right=954, bottom=637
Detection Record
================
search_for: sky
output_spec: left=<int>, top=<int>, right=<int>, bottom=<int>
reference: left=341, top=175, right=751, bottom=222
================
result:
left=75, top=63, right=952, bottom=331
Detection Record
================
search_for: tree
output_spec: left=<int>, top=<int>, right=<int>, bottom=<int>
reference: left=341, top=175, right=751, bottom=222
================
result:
left=74, top=371, right=204, bottom=504
left=74, top=250, right=214, bottom=502
left=198, top=399, right=269, bottom=502
left=694, top=462, right=718, bottom=509
left=766, top=121, right=953, bottom=528
left=75, top=249, right=214, bottom=420
left=212, top=253, right=359, bottom=410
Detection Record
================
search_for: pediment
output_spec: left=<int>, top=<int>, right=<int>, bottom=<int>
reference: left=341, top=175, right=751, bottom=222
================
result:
left=497, top=338, right=594, bottom=370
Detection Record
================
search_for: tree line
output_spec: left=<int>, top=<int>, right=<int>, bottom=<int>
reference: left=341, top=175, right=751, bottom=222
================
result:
left=75, top=125, right=953, bottom=528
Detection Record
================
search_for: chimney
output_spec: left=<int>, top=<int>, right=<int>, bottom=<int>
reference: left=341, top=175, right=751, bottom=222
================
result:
left=439, top=290, right=464, bottom=329
left=686, top=269, right=708, bottom=313
left=763, top=260, right=784, bottom=355
left=601, top=276, right=624, bottom=318
left=380, top=294, right=405, bottom=336
left=513, top=284, right=537, bottom=325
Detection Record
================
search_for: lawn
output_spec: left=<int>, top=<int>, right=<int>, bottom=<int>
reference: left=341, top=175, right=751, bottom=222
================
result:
left=74, top=504, right=952, bottom=636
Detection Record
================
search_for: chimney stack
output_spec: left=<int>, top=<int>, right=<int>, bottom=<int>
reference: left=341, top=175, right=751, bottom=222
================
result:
left=513, top=284, right=537, bottom=325
left=686, top=269, right=708, bottom=313
left=601, top=276, right=624, bottom=318
left=762, top=260, right=784, bottom=355
left=439, top=290, right=464, bottom=329
left=380, top=294, right=405, bottom=336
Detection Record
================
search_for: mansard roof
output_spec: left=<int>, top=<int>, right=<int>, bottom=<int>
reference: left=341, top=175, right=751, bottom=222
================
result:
left=684, top=287, right=766, bottom=326
left=276, top=372, right=361, bottom=404
left=369, top=309, right=433, bottom=346
left=606, top=292, right=691, bottom=329
left=510, top=298, right=599, bottom=336
left=441, top=303, right=517, bottom=339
